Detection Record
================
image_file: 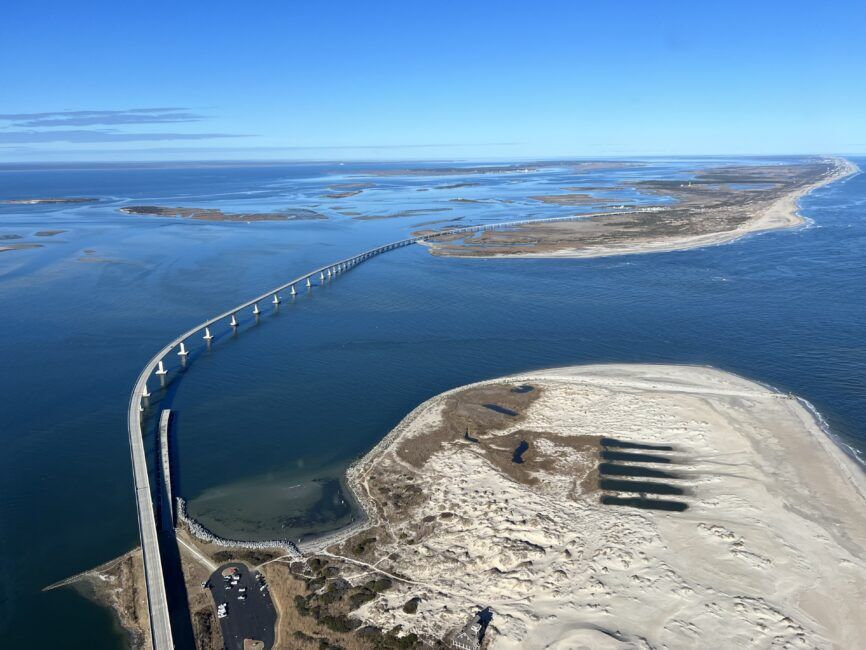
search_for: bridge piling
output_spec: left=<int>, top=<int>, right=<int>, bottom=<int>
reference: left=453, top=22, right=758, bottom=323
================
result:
left=203, top=327, right=213, bottom=341
left=290, top=285, right=296, bottom=296
left=156, top=360, right=167, bottom=376
left=272, top=293, right=281, bottom=305
left=177, top=342, right=188, bottom=357
left=306, top=277, right=312, bottom=288
left=230, top=313, right=239, bottom=328
left=252, top=302, right=260, bottom=315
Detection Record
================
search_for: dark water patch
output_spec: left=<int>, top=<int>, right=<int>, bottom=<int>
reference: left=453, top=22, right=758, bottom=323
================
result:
left=512, top=440, right=529, bottom=463
left=599, top=463, right=680, bottom=479
left=285, top=479, right=352, bottom=532
left=601, top=437, right=673, bottom=451
left=510, top=384, right=535, bottom=394
left=599, top=478, right=685, bottom=495
left=483, top=403, right=518, bottom=416
left=601, top=450, right=672, bottom=463
left=601, top=495, right=688, bottom=511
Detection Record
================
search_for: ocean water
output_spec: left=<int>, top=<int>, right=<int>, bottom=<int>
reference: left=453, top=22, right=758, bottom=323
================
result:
left=0, top=158, right=863, bottom=647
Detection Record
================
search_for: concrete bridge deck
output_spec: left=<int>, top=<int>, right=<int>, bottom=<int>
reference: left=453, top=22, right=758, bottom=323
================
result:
left=125, top=209, right=643, bottom=648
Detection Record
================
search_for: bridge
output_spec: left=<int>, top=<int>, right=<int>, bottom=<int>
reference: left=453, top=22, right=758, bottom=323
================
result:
left=126, top=209, right=645, bottom=648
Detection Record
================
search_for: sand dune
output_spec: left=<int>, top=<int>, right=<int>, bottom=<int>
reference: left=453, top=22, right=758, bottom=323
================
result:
left=342, top=364, right=866, bottom=648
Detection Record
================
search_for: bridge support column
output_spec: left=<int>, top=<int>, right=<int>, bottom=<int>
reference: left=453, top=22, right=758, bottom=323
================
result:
left=319, top=272, right=325, bottom=282
left=290, top=285, right=296, bottom=296
left=203, top=327, right=213, bottom=341
left=230, top=313, right=239, bottom=328
left=306, top=278, right=312, bottom=288
left=177, top=341, right=188, bottom=357
left=142, top=382, right=151, bottom=398
left=272, top=293, right=281, bottom=305
left=252, top=302, right=260, bottom=315
left=156, top=360, right=167, bottom=376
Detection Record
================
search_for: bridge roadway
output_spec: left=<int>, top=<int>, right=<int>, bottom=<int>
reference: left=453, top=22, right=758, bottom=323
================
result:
left=126, top=209, right=642, bottom=648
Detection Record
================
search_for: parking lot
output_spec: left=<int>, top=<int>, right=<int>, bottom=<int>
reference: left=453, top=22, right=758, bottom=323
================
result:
left=206, top=562, right=276, bottom=650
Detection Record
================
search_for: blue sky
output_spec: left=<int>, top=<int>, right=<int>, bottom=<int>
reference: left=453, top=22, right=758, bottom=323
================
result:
left=1, top=1, right=864, bottom=161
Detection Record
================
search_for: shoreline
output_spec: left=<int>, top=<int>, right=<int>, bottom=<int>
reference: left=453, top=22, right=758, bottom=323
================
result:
left=429, top=156, right=860, bottom=260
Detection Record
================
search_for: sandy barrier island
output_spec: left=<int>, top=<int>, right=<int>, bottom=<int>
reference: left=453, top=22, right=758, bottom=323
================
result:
left=422, top=157, right=860, bottom=260
left=337, top=364, right=866, bottom=648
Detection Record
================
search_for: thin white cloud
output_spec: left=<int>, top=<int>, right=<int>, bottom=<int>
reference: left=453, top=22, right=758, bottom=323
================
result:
left=0, top=130, right=248, bottom=143
left=0, top=108, right=205, bottom=127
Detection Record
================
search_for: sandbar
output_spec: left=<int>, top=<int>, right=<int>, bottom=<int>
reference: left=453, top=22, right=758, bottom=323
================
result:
left=1, top=197, right=97, bottom=205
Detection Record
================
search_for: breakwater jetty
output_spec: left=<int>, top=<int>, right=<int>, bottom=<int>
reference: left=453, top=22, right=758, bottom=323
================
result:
left=176, top=498, right=301, bottom=556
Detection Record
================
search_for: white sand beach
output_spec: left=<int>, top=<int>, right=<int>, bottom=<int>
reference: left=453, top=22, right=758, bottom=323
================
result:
left=341, top=364, right=866, bottom=648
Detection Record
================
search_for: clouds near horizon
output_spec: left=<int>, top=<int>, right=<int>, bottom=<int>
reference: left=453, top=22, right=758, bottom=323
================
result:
left=0, top=108, right=207, bottom=127
left=0, top=107, right=248, bottom=144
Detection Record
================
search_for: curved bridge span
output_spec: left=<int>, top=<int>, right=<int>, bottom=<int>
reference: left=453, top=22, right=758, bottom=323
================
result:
left=127, top=209, right=642, bottom=648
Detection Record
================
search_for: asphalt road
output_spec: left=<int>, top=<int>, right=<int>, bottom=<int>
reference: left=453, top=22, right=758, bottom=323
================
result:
left=207, top=562, right=276, bottom=650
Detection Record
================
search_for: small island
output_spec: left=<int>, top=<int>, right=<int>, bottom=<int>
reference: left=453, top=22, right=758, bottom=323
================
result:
left=119, top=205, right=327, bottom=222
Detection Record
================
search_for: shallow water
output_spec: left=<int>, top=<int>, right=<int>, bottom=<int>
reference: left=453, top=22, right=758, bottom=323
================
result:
left=0, top=158, right=864, bottom=646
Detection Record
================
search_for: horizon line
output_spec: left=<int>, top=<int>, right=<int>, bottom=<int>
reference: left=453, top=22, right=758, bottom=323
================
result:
left=0, top=152, right=861, bottom=170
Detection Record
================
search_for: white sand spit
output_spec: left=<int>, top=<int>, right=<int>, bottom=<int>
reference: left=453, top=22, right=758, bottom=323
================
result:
left=342, top=364, right=866, bottom=649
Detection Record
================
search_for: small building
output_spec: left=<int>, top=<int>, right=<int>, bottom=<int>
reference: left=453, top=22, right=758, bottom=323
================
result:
left=451, top=615, right=483, bottom=650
